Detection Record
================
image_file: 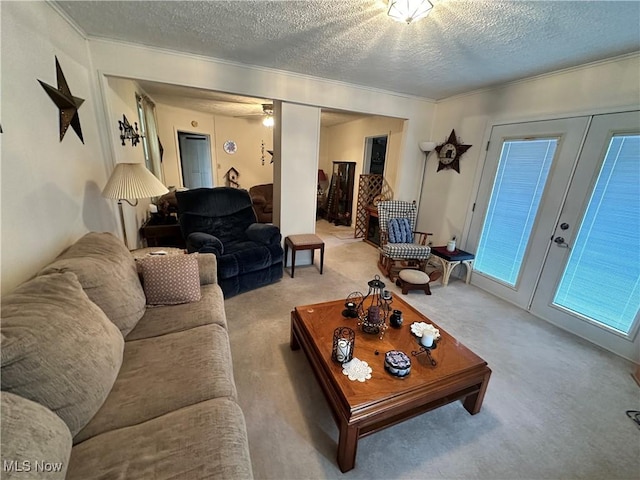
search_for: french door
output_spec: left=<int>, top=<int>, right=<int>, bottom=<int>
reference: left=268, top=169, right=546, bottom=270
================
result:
left=468, top=112, right=640, bottom=360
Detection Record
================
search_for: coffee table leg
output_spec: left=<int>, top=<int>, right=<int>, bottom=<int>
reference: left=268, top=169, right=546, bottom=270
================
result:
left=462, top=370, right=491, bottom=415
left=337, top=422, right=359, bottom=473
left=290, top=318, right=300, bottom=351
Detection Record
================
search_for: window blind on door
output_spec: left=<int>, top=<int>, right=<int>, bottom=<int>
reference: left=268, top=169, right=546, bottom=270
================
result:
left=554, top=134, right=640, bottom=335
left=475, top=139, right=557, bottom=286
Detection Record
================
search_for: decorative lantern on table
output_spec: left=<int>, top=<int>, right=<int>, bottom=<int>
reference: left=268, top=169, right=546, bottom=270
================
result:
left=356, top=275, right=391, bottom=339
left=343, top=291, right=363, bottom=318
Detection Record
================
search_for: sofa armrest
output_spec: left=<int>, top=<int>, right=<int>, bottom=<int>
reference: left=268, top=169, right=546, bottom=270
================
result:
left=246, top=223, right=281, bottom=245
left=196, top=253, right=218, bottom=285
left=186, top=232, right=224, bottom=256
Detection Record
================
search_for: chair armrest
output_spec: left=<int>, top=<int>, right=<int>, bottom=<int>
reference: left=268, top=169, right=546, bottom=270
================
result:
left=251, top=195, right=267, bottom=206
left=246, top=223, right=281, bottom=245
left=186, top=232, right=224, bottom=256
left=413, top=231, right=433, bottom=245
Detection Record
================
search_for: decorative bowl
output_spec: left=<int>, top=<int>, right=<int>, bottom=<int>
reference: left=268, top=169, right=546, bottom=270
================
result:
left=410, top=321, right=440, bottom=340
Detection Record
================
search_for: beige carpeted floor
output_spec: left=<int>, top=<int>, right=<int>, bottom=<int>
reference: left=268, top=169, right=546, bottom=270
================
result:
left=225, top=220, right=639, bottom=480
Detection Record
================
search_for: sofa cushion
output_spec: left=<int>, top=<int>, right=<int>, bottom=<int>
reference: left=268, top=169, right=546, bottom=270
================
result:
left=1, top=272, right=124, bottom=437
left=126, top=284, right=227, bottom=341
left=1, top=392, right=72, bottom=480
left=39, top=232, right=146, bottom=336
left=75, top=324, right=237, bottom=443
left=138, top=254, right=201, bottom=305
left=68, top=398, right=253, bottom=480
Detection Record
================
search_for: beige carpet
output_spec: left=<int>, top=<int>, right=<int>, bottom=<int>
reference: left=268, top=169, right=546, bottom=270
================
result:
left=225, top=220, right=639, bottom=480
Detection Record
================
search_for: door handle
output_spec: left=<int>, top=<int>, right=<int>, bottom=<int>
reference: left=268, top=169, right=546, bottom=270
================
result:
left=553, top=236, right=570, bottom=248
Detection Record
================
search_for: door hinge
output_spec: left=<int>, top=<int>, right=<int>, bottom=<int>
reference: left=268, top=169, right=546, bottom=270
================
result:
left=472, top=203, right=476, bottom=212
left=486, top=141, right=490, bottom=151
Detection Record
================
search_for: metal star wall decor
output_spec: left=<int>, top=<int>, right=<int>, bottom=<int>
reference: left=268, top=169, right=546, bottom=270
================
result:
left=435, top=129, right=472, bottom=174
left=38, top=56, right=85, bottom=143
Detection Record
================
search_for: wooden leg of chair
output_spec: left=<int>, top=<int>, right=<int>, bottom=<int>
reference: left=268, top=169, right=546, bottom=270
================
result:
left=378, top=255, right=391, bottom=278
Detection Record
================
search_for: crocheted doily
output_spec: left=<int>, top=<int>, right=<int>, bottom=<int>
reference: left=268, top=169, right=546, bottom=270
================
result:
left=342, top=357, right=372, bottom=382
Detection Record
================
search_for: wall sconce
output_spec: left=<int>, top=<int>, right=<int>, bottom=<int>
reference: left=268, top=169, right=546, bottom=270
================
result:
left=118, top=114, right=142, bottom=147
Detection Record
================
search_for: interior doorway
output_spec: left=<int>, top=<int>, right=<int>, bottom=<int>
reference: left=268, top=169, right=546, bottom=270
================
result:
left=363, top=135, right=388, bottom=174
left=177, top=131, right=213, bottom=189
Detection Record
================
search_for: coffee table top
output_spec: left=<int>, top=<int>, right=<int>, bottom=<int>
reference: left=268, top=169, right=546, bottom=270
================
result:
left=292, top=295, right=488, bottom=415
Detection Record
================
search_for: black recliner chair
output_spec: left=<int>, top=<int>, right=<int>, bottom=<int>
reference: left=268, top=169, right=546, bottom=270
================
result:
left=176, top=187, right=283, bottom=298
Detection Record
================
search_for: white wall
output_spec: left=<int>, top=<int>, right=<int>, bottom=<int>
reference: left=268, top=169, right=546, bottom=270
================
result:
left=274, top=102, right=321, bottom=258
left=420, top=54, right=640, bottom=247
left=1, top=2, right=114, bottom=294
left=213, top=116, right=274, bottom=189
left=155, top=104, right=274, bottom=191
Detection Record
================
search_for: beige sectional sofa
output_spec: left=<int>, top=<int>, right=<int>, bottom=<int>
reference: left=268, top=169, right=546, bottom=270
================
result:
left=1, top=232, right=253, bottom=479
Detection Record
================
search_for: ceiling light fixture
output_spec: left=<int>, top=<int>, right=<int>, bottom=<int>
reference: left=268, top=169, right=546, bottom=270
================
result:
left=387, top=0, right=433, bottom=24
left=261, top=104, right=274, bottom=128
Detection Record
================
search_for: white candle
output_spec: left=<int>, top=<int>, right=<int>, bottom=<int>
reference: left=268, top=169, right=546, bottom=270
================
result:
left=336, top=339, right=352, bottom=362
left=421, top=334, right=434, bottom=347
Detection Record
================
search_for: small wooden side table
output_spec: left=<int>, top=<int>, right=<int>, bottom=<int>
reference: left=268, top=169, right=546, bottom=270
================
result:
left=430, top=246, right=475, bottom=286
left=284, top=234, right=325, bottom=278
left=140, top=218, right=186, bottom=249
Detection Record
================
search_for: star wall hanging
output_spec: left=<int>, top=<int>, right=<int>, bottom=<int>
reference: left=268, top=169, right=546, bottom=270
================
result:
left=38, top=56, right=85, bottom=143
left=434, top=129, right=471, bottom=173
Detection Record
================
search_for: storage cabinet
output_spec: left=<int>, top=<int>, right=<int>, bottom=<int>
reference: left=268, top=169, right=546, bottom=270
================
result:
left=325, top=161, right=356, bottom=226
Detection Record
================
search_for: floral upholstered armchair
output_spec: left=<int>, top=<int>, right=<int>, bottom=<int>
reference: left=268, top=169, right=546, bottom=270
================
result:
left=377, top=200, right=432, bottom=281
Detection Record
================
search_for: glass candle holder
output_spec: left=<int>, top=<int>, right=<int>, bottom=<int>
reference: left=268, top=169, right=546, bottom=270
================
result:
left=332, top=327, right=355, bottom=364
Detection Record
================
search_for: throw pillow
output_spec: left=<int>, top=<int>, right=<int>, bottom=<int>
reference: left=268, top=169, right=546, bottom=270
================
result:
left=388, top=217, right=413, bottom=243
left=138, top=254, right=201, bottom=306
left=39, top=232, right=146, bottom=337
left=1, top=272, right=124, bottom=437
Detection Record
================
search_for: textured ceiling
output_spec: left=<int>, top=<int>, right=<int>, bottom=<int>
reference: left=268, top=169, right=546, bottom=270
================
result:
left=55, top=0, right=640, bottom=100
left=56, top=1, right=639, bottom=123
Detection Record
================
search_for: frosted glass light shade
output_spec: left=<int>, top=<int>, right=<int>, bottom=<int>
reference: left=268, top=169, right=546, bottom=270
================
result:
left=102, top=163, right=169, bottom=201
left=387, top=0, right=433, bottom=24
left=419, top=141, right=436, bottom=152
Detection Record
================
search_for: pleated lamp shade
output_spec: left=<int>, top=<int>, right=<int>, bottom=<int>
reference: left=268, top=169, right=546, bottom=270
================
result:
left=102, top=163, right=168, bottom=201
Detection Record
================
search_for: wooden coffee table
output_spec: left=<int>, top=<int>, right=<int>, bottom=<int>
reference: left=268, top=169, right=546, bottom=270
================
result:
left=290, top=296, right=491, bottom=472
